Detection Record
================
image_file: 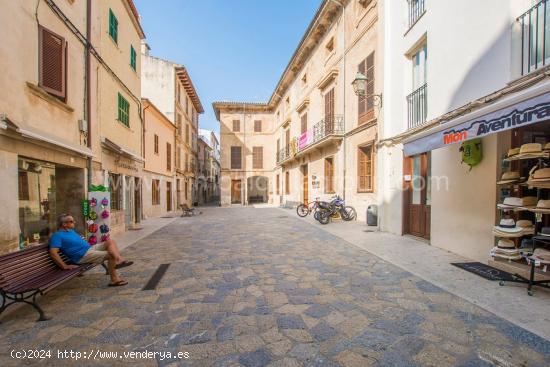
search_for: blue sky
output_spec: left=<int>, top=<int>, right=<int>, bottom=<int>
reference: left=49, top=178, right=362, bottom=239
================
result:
left=134, top=0, right=322, bottom=133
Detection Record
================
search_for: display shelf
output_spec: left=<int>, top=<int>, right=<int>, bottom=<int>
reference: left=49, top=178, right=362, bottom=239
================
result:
left=504, top=153, right=549, bottom=162
left=488, top=258, right=550, bottom=282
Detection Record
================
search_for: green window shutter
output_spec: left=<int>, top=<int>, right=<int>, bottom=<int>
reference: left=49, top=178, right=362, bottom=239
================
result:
left=130, top=45, right=136, bottom=70
left=117, top=93, right=129, bottom=127
left=109, top=9, right=118, bottom=44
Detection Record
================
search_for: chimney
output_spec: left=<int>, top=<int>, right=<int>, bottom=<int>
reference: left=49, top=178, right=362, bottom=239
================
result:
left=141, top=40, right=150, bottom=56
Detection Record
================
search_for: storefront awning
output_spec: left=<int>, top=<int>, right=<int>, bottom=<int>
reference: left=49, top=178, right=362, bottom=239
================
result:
left=101, top=137, right=145, bottom=163
left=403, top=81, right=550, bottom=157
left=1, top=115, right=94, bottom=157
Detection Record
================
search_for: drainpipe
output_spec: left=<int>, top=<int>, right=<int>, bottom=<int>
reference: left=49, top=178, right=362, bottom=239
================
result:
left=85, top=0, right=92, bottom=188
left=342, top=2, right=346, bottom=201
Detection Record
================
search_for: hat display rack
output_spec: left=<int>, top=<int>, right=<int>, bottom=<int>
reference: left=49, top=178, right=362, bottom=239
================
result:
left=86, top=191, right=111, bottom=247
left=496, top=142, right=550, bottom=295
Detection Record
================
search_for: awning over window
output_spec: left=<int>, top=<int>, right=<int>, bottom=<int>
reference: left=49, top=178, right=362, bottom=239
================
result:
left=101, top=136, right=144, bottom=162
left=403, top=84, right=550, bottom=157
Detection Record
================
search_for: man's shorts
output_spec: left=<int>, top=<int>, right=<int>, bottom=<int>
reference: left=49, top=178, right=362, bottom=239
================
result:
left=79, top=242, right=109, bottom=264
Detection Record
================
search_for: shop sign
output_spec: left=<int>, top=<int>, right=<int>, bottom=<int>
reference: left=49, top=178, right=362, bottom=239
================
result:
left=81, top=199, right=90, bottom=218
left=114, top=157, right=139, bottom=172
left=404, top=92, right=550, bottom=156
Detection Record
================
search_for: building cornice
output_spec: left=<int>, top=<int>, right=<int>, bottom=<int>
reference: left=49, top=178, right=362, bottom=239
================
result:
left=175, top=66, right=204, bottom=114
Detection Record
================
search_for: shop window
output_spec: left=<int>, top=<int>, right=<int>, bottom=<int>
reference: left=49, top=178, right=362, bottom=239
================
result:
left=18, top=158, right=56, bottom=245
left=109, top=173, right=122, bottom=210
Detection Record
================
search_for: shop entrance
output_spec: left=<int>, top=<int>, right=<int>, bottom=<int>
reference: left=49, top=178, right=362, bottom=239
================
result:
left=403, top=152, right=431, bottom=239
left=231, top=179, right=242, bottom=204
left=166, top=181, right=172, bottom=211
left=302, top=165, right=308, bottom=205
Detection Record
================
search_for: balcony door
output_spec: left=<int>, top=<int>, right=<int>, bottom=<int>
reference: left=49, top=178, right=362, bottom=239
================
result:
left=403, top=152, right=431, bottom=240
left=324, top=88, right=334, bottom=134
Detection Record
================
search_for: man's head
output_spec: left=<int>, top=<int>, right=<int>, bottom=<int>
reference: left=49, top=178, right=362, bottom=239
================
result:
left=57, top=214, right=75, bottom=230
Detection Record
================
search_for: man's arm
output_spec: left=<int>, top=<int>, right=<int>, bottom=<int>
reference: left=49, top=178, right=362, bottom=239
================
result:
left=49, top=248, right=78, bottom=270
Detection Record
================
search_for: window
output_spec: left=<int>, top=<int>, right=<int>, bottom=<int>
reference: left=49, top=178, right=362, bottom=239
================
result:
left=108, top=9, right=118, bottom=44
left=358, top=144, right=374, bottom=192
left=117, top=93, right=130, bottom=126
left=254, top=120, right=262, bottom=133
left=231, top=146, right=242, bottom=169
left=178, top=148, right=182, bottom=169
left=130, top=45, right=136, bottom=70
left=253, top=147, right=263, bottom=169
left=276, top=174, right=280, bottom=195
left=166, top=143, right=171, bottom=171
left=285, top=171, right=290, bottom=194
left=39, top=26, right=67, bottom=101
left=154, top=134, right=159, bottom=154
left=152, top=179, right=160, bottom=205
left=408, top=0, right=426, bottom=29
left=358, top=52, right=375, bottom=124
left=412, top=44, right=427, bottom=89
left=185, top=181, right=188, bottom=200
left=232, top=120, right=240, bottom=132
left=186, top=124, right=190, bottom=144
left=408, top=44, right=428, bottom=129
left=18, top=172, right=30, bottom=200
left=301, top=73, right=307, bottom=85
left=326, top=37, right=334, bottom=53
left=185, top=96, right=189, bottom=116
left=325, top=157, right=334, bottom=193
left=301, top=113, right=308, bottom=134
left=185, top=153, right=189, bottom=171
left=324, top=88, right=335, bottom=128
left=109, top=173, right=122, bottom=210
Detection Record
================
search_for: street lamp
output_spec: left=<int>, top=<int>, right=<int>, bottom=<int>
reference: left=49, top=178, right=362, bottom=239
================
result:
left=352, top=72, right=383, bottom=107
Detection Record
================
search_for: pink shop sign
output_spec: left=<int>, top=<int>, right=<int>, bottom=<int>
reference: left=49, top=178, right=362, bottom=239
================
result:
left=298, top=130, right=312, bottom=150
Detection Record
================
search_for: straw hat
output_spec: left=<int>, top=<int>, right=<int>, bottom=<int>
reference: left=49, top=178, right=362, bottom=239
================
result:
left=529, top=168, right=550, bottom=182
left=497, top=196, right=537, bottom=209
left=530, top=200, right=550, bottom=214
left=507, top=147, right=521, bottom=157
left=544, top=142, right=550, bottom=151
left=497, top=238, right=515, bottom=248
left=492, top=247, right=520, bottom=255
left=496, top=171, right=522, bottom=185
left=516, top=143, right=544, bottom=158
left=532, top=248, right=550, bottom=264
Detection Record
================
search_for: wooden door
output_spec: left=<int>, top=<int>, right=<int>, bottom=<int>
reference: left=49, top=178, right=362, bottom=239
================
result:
left=403, top=152, right=431, bottom=239
left=231, top=179, right=241, bottom=204
left=302, top=165, right=308, bottom=205
left=166, top=181, right=172, bottom=211
left=324, top=88, right=334, bottom=134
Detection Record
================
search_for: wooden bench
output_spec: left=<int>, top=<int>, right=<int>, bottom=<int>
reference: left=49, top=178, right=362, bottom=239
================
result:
left=180, top=204, right=197, bottom=217
left=0, top=244, right=98, bottom=321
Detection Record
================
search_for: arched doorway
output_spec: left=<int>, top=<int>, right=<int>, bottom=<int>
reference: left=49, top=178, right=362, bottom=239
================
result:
left=247, top=176, right=268, bottom=204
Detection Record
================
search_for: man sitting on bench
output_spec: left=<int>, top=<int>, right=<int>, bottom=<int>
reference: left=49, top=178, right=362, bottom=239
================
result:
left=49, top=214, right=133, bottom=287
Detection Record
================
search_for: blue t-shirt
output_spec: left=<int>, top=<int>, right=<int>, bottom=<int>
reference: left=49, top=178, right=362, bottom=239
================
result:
left=49, top=229, right=90, bottom=264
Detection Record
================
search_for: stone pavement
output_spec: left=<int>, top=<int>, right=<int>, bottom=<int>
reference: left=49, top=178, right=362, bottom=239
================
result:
left=0, top=207, right=549, bottom=366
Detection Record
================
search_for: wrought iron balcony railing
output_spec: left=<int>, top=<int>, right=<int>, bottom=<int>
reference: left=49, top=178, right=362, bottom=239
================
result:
left=408, top=0, right=426, bottom=30
left=518, top=0, right=549, bottom=75
left=277, top=144, right=291, bottom=163
left=407, top=83, right=427, bottom=130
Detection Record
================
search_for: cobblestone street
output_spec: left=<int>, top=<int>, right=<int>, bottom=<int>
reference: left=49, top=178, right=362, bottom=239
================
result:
left=1, top=207, right=549, bottom=366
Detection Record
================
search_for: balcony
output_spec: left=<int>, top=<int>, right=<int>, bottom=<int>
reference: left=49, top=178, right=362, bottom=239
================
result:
left=276, top=115, right=344, bottom=165
left=517, top=0, right=549, bottom=75
left=407, top=84, right=427, bottom=130
left=407, top=0, right=426, bottom=30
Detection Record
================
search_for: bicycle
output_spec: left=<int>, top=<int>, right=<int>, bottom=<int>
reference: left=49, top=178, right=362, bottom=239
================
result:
left=296, top=197, right=322, bottom=217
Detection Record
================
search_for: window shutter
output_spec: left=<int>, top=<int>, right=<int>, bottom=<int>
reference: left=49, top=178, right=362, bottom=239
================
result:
left=285, top=171, right=290, bottom=194
left=358, top=145, right=373, bottom=192
left=130, top=45, right=136, bottom=70
left=166, top=143, right=171, bottom=171
left=233, top=120, right=240, bottom=132
left=254, top=120, right=262, bottom=132
left=231, top=146, right=242, bottom=169
left=186, top=124, right=190, bottom=143
left=154, top=134, right=159, bottom=154
left=39, top=26, right=66, bottom=99
left=325, top=158, right=334, bottom=193
left=253, top=147, right=263, bottom=169
left=276, top=174, right=280, bottom=194
left=358, top=60, right=366, bottom=117
left=301, top=113, right=307, bottom=134
left=325, top=88, right=334, bottom=132
left=366, top=52, right=375, bottom=111
left=109, top=9, right=118, bottom=43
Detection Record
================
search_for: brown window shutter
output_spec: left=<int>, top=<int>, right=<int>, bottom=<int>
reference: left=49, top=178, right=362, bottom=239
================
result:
left=253, top=147, right=263, bottom=169
left=231, top=146, right=242, bottom=169
left=301, top=113, right=307, bottom=134
left=358, top=60, right=366, bottom=118
left=325, top=88, right=334, bottom=132
left=254, top=120, right=262, bottom=132
left=166, top=143, right=171, bottom=171
left=233, top=120, right=240, bottom=132
left=358, top=144, right=373, bottom=192
left=276, top=174, right=280, bottom=194
left=186, top=125, right=190, bottom=144
left=39, top=26, right=66, bottom=100
left=154, top=134, right=159, bottom=154
left=366, top=52, right=375, bottom=113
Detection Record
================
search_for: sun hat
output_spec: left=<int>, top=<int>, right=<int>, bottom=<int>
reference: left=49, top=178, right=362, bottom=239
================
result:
left=497, top=238, right=515, bottom=248
left=532, top=248, right=550, bottom=263
left=516, top=143, right=544, bottom=158
left=529, top=168, right=550, bottom=182
left=491, top=252, right=522, bottom=260
left=496, top=171, right=522, bottom=185
left=492, top=247, right=520, bottom=255
left=507, top=147, right=521, bottom=157
left=529, top=200, right=550, bottom=214
left=497, top=196, right=537, bottom=209
left=544, top=142, right=550, bottom=151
